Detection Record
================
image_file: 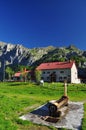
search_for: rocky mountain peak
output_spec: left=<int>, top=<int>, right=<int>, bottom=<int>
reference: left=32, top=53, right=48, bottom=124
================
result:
left=0, top=41, right=6, bottom=46
left=0, top=41, right=86, bottom=69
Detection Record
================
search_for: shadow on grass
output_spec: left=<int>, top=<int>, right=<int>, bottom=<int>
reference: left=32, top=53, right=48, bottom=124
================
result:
left=31, top=103, right=49, bottom=116
left=8, top=82, right=29, bottom=86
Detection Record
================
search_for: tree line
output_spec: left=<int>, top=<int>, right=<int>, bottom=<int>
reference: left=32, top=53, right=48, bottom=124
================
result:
left=5, top=65, right=42, bottom=83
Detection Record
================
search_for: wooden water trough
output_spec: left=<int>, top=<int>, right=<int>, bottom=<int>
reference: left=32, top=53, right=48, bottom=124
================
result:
left=42, top=81, right=69, bottom=122
left=48, top=95, right=68, bottom=117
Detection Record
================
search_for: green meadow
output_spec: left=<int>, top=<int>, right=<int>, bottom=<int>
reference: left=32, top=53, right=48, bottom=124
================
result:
left=0, top=82, right=86, bottom=130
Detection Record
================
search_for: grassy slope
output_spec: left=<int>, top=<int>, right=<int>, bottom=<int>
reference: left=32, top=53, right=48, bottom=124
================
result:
left=0, top=82, right=86, bottom=130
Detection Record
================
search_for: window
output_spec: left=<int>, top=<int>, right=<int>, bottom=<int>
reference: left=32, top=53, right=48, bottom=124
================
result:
left=59, top=77, right=62, bottom=80
left=47, top=77, right=49, bottom=80
left=53, top=71, right=56, bottom=74
left=41, top=77, right=44, bottom=80
left=60, top=71, right=64, bottom=73
left=47, top=71, right=50, bottom=74
left=64, top=77, right=67, bottom=79
left=43, top=71, right=45, bottom=74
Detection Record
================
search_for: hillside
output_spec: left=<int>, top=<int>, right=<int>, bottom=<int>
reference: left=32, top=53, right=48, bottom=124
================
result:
left=32, top=45, right=86, bottom=68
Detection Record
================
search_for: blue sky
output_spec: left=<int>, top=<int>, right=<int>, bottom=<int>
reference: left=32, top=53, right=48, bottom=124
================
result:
left=0, top=0, right=86, bottom=50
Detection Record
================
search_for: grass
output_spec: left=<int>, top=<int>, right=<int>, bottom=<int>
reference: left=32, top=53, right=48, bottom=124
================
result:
left=0, top=82, right=86, bottom=130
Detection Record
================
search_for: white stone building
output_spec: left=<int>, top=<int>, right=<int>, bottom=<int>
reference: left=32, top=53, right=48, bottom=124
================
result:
left=36, top=61, right=80, bottom=84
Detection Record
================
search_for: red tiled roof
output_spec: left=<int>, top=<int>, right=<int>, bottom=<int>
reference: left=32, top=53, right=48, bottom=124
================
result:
left=14, top=71, right=30, bottom=77
left=36, top=61, right=75, bottom=70
left=14, top=72, right=21, bottom=77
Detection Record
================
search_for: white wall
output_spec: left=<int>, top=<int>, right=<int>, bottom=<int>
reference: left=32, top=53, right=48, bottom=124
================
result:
left=71, top=63, right=80, bottom=83
left=41, top=68, right=71, bottom=82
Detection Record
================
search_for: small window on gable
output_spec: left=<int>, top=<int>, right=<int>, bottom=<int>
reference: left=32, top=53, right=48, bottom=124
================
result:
left=47, top=71, right=50, bottom=74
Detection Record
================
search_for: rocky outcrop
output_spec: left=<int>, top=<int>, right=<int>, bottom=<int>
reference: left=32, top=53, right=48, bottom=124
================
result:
left=0, top=42, right=86, bottom=68
left=0, top=42, right=55, bottom=66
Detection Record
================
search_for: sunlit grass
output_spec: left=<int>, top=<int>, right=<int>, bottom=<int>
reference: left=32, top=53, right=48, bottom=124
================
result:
left=0, top=82, right=86, bottom=130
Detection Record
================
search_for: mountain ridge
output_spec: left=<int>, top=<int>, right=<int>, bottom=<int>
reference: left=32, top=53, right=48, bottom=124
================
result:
left=0, top=41, right=86, bottom=68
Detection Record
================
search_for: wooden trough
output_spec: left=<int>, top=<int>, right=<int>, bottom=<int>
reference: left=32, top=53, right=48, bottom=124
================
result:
left=42, top=81, right=69, bottom=122
left=48, top=95, right=68, bottom=117
left=41, top=95, right=68, bottom=123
